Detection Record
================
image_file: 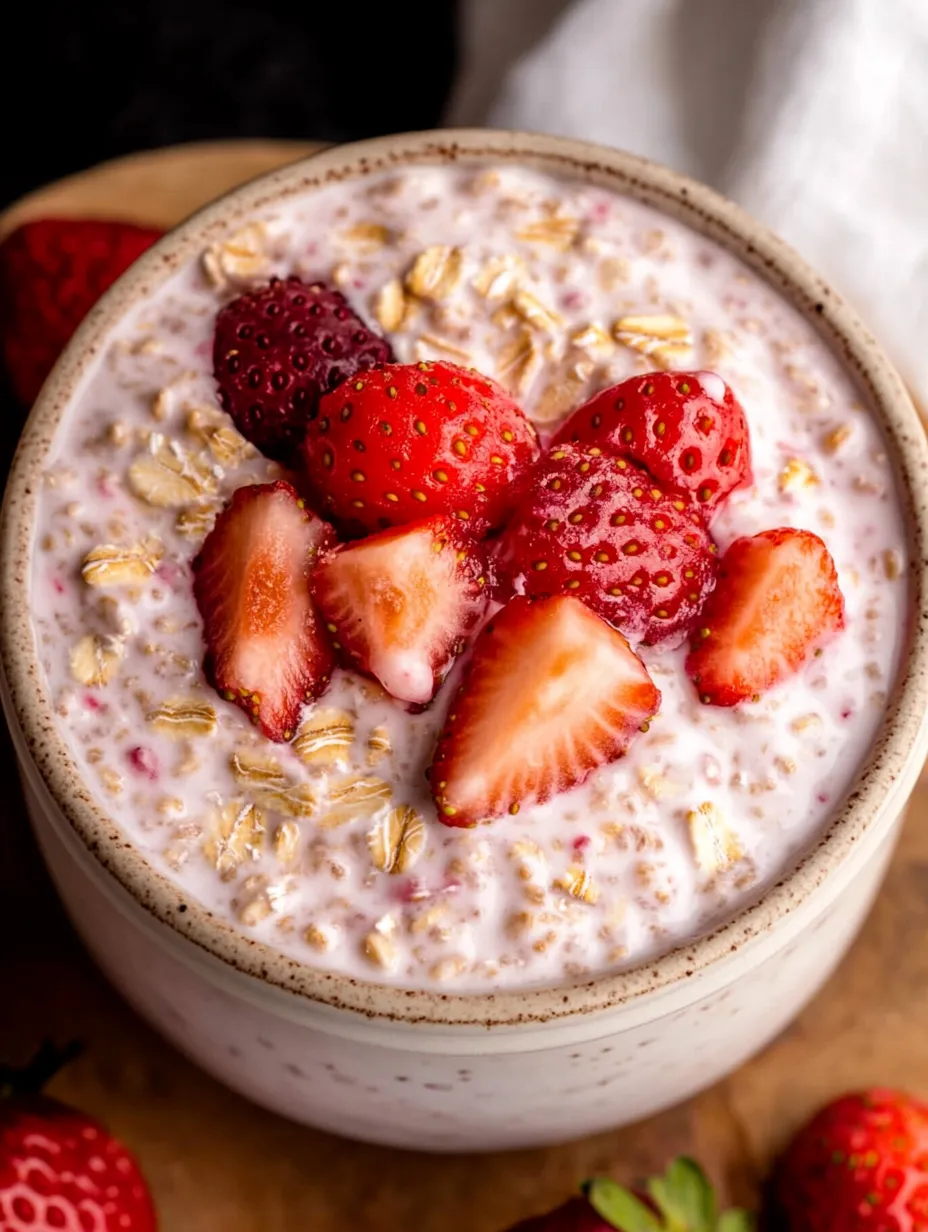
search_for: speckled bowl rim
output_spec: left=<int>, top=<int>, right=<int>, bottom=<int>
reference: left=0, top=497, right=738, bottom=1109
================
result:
left=3, top=129, right=927, bottom=1028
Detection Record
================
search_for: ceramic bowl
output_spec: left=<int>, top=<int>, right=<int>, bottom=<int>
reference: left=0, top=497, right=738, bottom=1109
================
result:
left=3, top=130, right=927, bottom=1151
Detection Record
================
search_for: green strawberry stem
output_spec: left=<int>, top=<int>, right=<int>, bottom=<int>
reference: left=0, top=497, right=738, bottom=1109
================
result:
left=0, top=1039, right=82, bottom=1100
left=584, top=1158, right=754, bottom=1232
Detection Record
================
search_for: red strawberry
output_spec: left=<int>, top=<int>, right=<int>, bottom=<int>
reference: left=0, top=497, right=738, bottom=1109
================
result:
left=774, top=1089, right=928, bottom=1231
left=302, top=360, right=540, bottom=536
left=505, top=1197, right=611, bottom=1231
left=685, top=527, right=845, bottom=706
left=431, top=595, right=660, bottom=827
left=0, top=1042, right=157, bottom=1231
left=497, top=443, right=717, bottom=647
left=0, top=218, right=164, bottom=405
left=192, top=480, right=335, bottom=740
left=213, top=276, right=394, bottom=466
left=505, top=1158, right=752, bottom=1230
left=313, top=515, right=489, bottom=705
left=552, top=371, right=752, bottom=517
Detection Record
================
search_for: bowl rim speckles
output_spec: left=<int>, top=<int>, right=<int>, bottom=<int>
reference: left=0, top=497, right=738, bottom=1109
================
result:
left=3, top=129, right=928, bottom=1028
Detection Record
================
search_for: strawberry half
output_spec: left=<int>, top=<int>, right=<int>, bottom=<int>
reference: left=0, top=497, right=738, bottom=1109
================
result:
left=497, top=443, right=717, bottom=647
left=313, top=515, right=490, bottom=705
left=213, top=276, right=394, bottom=466
left=431, top=595, right=660, bottom=827
left=0, top=218, right=164, bottom=406
left=192, top=480, right=336, bottom=740
left=685, top=527, right=845, bottom=706
left=552, top=371, right=752, bottom=517
left=302, top=360, right=540, bottom=536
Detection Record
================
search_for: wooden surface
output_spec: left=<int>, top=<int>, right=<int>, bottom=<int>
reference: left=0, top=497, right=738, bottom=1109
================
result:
left=4, top=141, right=928, bottom=1232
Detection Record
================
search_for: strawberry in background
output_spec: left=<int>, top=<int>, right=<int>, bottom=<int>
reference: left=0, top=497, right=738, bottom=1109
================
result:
left=0, top=1041, right=157, bottom=1230
left=0, top=218, right=163, bottom=406
left=773, top=1088, right=928, bottom=1231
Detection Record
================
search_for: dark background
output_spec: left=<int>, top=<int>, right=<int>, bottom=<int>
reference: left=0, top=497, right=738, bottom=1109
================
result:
left=0, top=0, right=458, bottom=452
left=1, top=0, right=459, bottom=210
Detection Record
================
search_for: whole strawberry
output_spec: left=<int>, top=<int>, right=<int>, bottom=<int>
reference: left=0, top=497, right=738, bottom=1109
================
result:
left=774, top=1089, right=928, bottom=1231
left=0, top=218, right=164, bottom=405
left=213, top=275, right=393, bottom=466
left=0, top=1041, right=157, bottom=1230
left=552, top=371, right=752, bottom=517
left=497, top=443, right=717, bottom=647
left=506, top=1196, right=610, bottom=1231
left=302, top=360, right=540, bottom=536
left=504, top=1158, right=752, bottom=1231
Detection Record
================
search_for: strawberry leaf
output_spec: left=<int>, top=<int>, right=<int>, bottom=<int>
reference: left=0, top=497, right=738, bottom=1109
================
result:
left=647, top=1157, right=716, bottom=1230
left=586, top=1178, right=662, bottom=1231
left=716, top=1212, right=754, bottom=1232
left=585, top=1161, right=754, bottom=1232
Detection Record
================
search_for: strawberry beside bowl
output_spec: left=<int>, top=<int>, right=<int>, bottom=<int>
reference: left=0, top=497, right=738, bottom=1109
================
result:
left=1, top=131, right=927, bottom=1153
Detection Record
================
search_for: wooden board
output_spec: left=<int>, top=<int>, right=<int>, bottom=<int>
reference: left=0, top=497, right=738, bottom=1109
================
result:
left=0, top=140, right=318, bottom=237
left=3, top=141, right=927, bottom=1232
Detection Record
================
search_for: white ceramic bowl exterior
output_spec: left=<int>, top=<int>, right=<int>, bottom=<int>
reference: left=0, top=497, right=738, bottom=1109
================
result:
left=9, top=682, right=913, bottom=1151
left=4, top=131, right=928, bottom=1152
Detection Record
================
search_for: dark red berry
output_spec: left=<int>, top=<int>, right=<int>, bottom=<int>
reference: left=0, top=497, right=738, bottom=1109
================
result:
left=497, top=443, right=717, bottom=647
left=212, top=276, right=394, bottom=466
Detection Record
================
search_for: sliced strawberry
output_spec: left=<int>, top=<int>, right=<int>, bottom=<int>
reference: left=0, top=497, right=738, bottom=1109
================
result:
left=552, top=370, right=752, bottom=517
left=302, top=360, right=539, bottom=536
left=497, top=443, right=717, bottom=647
left=192, top=480, right=335, bottom=740
left=431, top=595, right=661, bottom=827
left=685, top=528, right=845, bottom=706
left=313, top=515, right=490, bottom=704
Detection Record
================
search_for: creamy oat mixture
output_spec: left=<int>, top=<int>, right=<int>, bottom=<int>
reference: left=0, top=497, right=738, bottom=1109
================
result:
left=29, top=165, right=907, bottom=990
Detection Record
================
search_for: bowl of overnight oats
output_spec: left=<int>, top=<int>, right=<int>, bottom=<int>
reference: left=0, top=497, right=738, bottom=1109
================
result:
left=2, top=130, right=927, bottom=1152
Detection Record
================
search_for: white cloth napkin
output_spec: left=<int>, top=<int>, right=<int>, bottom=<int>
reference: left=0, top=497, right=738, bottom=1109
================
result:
left=448, top=0, right=928, bottom=410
